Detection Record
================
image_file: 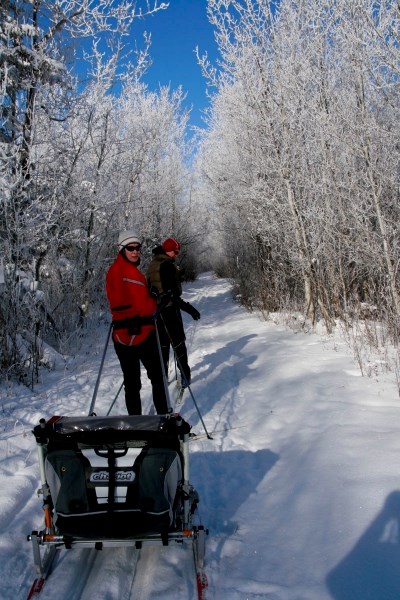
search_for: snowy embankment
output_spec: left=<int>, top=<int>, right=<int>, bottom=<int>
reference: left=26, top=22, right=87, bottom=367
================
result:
left=1, top=272, right=400, bottom=600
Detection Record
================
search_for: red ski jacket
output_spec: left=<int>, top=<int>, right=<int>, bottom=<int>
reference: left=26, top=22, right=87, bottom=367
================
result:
left=106, top=253, right=157, bottom=346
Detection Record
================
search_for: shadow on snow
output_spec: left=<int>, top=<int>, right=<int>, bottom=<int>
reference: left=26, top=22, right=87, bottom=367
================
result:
left=326, top=491, right=400, bottom=600
left=191, top=448, right=279, bottom=535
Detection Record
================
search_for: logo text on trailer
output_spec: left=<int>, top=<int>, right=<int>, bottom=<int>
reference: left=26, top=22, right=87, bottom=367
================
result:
left=89, top=470, right=135, bottom=484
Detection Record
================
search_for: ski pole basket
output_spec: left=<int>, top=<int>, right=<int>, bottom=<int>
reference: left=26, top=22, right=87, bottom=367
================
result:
left=28, top=413, right=207, bottom=579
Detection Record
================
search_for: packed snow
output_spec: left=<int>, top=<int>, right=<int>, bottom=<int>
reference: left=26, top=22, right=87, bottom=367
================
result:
left=1, top=272, right=400, bottom=600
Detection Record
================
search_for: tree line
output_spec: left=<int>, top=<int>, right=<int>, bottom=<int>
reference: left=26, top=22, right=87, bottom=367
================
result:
left=0, top=0, right=204, bottom=385
left=1, top=0, right=399, bottom=386
left=195, top=0, right=399, bottom=361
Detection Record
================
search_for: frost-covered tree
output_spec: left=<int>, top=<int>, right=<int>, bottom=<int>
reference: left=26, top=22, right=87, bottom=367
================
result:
left=196, top=0, right=400, bottom=337
left=35, top=77, right=194, bottom=332
left=0, top=0, right=168, bottom=383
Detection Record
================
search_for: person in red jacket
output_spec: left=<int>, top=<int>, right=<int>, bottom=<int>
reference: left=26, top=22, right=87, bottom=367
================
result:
left=106, top=230, right=169, bottom=415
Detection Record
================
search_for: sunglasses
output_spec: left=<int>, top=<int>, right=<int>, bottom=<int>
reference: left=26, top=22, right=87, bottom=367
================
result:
left=125, top=245, right=141, bottom=252
left=172, top=250, right=179, bottom=255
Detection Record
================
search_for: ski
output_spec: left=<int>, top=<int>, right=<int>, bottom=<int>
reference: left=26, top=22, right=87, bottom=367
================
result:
left=196, top=570, right=209, bottom=600
left=193, top=526, right=209, bottom=600
left=27, top=577, right=45, bottom=600
left=26, top=543, right=57, bottom=599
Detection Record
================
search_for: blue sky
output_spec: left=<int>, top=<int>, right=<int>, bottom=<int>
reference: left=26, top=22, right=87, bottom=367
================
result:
left=133, top=0, right=219, bottom=130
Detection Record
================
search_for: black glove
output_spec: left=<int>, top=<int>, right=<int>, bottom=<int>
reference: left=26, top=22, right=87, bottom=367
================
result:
left=158, top=293, right=172, bottom=310
left=183, top=302, right=200, bottom=321
left=148, top=284, right=159, bottom=299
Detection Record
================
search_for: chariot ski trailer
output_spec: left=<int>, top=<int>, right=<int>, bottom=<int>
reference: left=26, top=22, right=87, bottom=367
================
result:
left=27, top=413, right=207, bottom=584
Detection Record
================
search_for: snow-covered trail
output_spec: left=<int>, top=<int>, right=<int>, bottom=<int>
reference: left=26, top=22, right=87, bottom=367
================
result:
left=1, top=272, right=400, bottom=600
left=37, top=543, right=197, bottom=600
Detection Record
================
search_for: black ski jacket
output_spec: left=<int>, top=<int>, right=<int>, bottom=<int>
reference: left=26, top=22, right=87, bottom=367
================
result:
left=146, top=246, right=194, bottom=316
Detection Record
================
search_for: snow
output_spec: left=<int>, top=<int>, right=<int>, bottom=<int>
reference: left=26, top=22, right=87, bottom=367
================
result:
left=1, top=272, right=400, bottom=600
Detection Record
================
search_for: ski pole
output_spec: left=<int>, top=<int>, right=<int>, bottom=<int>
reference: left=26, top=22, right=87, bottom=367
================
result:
left=106, top=381, right=124, bottom=415
left=154, top=317, right=171, bottom=411
left=88, top=322, right=112, bottom=416
left=160, top=314, right=212, bottom=439
left=183, top=380, right=213, bottom=440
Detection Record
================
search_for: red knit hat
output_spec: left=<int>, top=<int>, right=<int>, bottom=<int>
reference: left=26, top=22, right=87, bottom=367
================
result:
left=162, top=238, right=181, bottom=253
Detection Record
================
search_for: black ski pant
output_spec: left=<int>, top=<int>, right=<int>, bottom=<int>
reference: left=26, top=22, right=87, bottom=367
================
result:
left=114, top=330, right=168, bottom=415
left=157, top=307, right=190, bottom=384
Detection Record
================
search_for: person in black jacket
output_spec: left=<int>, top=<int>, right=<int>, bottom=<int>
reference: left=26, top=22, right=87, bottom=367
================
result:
left=146, top=237, right=200, bottom=388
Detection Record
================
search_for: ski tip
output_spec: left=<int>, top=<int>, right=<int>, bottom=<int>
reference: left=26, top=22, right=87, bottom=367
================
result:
left=27, top=577, right=45, bottom=599
left=196, top=570, right=209, bottom=600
